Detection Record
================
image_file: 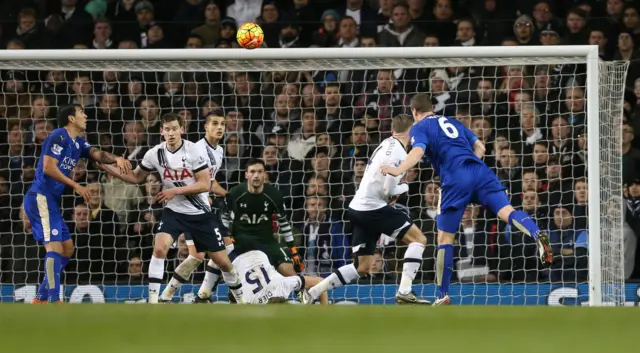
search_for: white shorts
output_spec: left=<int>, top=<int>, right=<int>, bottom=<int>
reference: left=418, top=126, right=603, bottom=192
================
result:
left=245, top=276, right=301, bottom=304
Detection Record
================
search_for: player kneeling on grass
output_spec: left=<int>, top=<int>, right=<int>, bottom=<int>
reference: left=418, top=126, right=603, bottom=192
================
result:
left=235, top=250, right=327, bottom=304
left=303, top=115, right=430, bottom=305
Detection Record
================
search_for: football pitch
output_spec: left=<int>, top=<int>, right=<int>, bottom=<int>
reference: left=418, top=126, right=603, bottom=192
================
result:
left=0, top=305, right=635, bottom=353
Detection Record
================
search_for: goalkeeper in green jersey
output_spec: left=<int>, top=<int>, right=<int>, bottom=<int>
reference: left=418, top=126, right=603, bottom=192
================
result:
left=195, top=158, right=302, bottom=302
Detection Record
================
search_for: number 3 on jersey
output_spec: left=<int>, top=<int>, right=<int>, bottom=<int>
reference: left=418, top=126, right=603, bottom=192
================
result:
left=438, top=117, right=459, bottom=139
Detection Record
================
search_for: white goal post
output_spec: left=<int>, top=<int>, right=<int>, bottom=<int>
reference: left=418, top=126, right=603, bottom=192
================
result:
left=0, top=46, right=628, bottom=306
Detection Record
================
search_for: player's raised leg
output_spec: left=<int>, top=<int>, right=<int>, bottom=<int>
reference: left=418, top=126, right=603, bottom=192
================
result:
left=482, top=187, right=553, bottom=268
left=160, top=237, right=204, bottom=302
left=395, top=224, right=429, bottom=304
left=149, top=232, right=174, bottom=304
left=195, top=237, right=234, bottom=302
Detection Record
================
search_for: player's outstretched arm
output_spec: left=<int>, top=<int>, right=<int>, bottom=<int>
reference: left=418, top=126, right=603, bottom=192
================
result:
left=303, top=276, right=329, bottom=305
left=98, top=164, right=150, bottom=184
left=88, top=147, right=132, bottom=174
left=381, top=146, right=424, bottom=177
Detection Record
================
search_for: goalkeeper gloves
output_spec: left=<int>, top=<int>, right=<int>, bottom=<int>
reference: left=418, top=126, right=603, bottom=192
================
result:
left=287, top=245, right=305, bottom=273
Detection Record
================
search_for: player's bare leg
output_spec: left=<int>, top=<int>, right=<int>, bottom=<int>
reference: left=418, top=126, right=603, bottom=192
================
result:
left=277, top=262, right=296, bottom=276
left=207, top=249, right=244, bottom=303
left=160, top=244, right=204, bottom=303
left=433, top=230, right=455, bottom=306
left=34, top=239, right=74, bottom=304
left=303, top=255, right=371, bottom=304
left=497, top=205, right=552, bottom=268
left=196, top=237, right=234, bottom=302
left=148, top=233, right=173, bottom=304
left=396, top=225, right=431, bottom=305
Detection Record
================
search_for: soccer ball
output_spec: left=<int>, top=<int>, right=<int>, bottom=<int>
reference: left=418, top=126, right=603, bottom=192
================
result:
left=236, top=22, right=264, bottom=49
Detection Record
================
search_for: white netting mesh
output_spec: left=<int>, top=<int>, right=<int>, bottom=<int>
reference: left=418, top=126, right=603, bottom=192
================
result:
left=0, top=49, right=628, bottom=305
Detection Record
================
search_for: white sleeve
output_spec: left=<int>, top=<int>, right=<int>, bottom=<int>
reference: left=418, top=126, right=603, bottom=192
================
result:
left=382, top=148, right=409, bottom=198
left=140, top=148, right=155, bottom=171
left=191, top=145, right=209, bottom=173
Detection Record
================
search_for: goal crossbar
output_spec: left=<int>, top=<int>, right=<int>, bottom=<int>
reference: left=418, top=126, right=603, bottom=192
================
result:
left=0, top=46, right=596, bottom=72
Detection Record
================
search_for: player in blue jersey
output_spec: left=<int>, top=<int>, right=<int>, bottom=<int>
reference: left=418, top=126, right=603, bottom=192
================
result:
left=381, top=94, right=553, bottom=305
left=23, top=104, right=131, bottom=303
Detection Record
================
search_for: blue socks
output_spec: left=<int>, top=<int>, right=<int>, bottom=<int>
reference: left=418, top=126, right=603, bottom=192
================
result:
left=37, top=255, right=70, bottom=302
left=508, top=210, right=540, bottom=240
left=436, top=244, right=454, bottom=299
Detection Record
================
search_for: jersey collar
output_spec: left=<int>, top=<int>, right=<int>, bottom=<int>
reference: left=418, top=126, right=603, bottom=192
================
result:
left=392, top=136, right=406, bottom=150
left=204, top=137, right=219, bottom=150
left=166, top=140, right=184, bottom=154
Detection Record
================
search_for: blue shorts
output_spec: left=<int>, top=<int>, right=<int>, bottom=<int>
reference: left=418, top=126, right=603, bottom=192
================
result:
left=437, top=162, right=509, bottom=234
left=23, top=192, right=71, bottom=244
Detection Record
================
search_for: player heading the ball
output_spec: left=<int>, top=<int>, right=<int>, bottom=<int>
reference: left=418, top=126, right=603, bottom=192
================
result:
left=98, top=113, right=244, bottom=304
left=381, top=93, right=553, bottom=306
left=24, top=104, right=131, bottom=303
left=303, top=114, right=431, bottom=305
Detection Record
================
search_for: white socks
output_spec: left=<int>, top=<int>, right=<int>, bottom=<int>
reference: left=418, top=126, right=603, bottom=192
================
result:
left=197, top=244, right=234, bottom=299
left=222, top=266, right=243, bottom=303
left=148, top=255, right=165, bottom=304
left=398, top=242, right=425, bottom=295
left=308, top=263, right=359, bottom=300
left=160, top=255, right=203, bottom=301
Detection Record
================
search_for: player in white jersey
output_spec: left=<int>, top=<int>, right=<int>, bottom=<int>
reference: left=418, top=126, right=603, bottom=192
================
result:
left=235, top=250, right=328, bottom=304
left=303, top=115, right=430, bottom=305
left=159, top=114, right=236, bottom=302
left=98, top=113, right=243, bottom=304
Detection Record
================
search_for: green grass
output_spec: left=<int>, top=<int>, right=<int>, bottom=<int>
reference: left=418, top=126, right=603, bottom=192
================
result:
left=0, top=305, right=636, bottom=353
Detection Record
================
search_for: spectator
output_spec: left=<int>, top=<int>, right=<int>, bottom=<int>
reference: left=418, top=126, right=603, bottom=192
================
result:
left=312, top=10, right=340, bottom=48
left=379, top=4, right=426, bottom=47
left=92, top=18, right=116, bottom=49
left=513, top=14, right=537, bottom=45
left=191, top=2, right=221, bottom=47
left=298, top=196, right=349, bottom=275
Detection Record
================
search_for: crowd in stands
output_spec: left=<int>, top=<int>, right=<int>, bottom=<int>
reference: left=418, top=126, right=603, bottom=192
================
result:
left=1, top=0, right=640, bottom=288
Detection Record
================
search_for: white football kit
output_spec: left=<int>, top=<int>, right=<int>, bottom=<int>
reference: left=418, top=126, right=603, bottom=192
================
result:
left=234, top=250, right=302, bottom=304
left=195, top=138, right=224, bottom=183
left=140, top=140, right=211, bottom=215
left=349, top=137, right=409, bottom=211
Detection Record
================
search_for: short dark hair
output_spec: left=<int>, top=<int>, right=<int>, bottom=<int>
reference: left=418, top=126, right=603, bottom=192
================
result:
left=410, top=93, right=433, bottom=113
left=57, top=104, right=83, bottom=127
left=246, top=158, right=266, bottom=169
left=161, top=113, right=182, bottom=127
left=205, top=113, right=224, bottom=124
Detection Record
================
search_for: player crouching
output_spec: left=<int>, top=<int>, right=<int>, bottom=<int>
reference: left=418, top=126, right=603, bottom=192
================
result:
left=303, top=115, right=430, bottom=305
left=235, top=250, right=328, bottom=305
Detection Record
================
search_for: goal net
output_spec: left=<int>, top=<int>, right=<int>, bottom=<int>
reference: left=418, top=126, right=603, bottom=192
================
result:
left=0, top=47, right=629, bottom=306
